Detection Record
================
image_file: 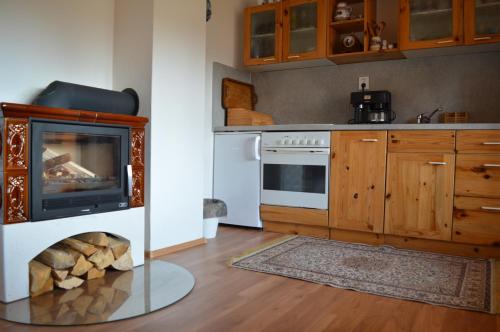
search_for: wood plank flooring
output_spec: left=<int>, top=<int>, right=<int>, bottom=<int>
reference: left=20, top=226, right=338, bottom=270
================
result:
left=1, top=226, right=499, bottom=332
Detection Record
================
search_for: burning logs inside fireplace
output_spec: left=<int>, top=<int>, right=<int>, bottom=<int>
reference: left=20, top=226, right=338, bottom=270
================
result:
left=29, top=233, right=132, bottom=297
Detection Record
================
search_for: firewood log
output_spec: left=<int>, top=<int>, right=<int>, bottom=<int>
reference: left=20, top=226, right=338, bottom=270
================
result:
left=35, top=247, right=76, bottom=270
left=44, top=153, right=71, bottom=170
left=74, top=233, right=109, bottom=247
left=111, top=248, right=133, bottom=271
left=51, top=269, right=69, bottom=282
left=29, top=260, right=54, bottom=297
left=88, top=248, right=114, bottom=270
left=55, top=276, right=84, bottom=290
left=86, top=267, right=106, bottom=280
left=108, top=236, right=130, bottom=259
left=61, top=238, right=98, bottom=257
left=70, top=255, right=93, bottom=277
left=71, top=295, right=94, bottom=317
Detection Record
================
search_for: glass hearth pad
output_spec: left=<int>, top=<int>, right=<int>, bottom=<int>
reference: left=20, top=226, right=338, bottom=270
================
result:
left=0, top=260, right=195, bottom=326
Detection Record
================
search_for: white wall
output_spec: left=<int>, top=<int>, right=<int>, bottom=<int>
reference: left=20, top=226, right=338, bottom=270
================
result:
left=204, top=0, right=256, bottom=197
left=0, top=0, right=115, bottom=103
left=148, top=0, right=206, bottom=251
left=113, top=0, right=154, bottom=248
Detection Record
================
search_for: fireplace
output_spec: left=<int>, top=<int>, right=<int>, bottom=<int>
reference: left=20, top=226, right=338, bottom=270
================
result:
left=31, top=121, right=130, bottom=221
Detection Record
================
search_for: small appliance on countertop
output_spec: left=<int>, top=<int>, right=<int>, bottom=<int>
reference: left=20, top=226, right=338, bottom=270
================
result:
left=350, top=90, right=394, bottom=124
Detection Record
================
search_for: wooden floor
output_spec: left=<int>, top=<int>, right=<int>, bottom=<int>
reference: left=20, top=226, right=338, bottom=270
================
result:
left=1, top=226, right=500, bottom=332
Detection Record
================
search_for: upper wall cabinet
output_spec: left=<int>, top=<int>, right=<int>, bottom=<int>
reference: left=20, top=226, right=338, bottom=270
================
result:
left=464, top=0, right=500, bottom=45
left=282, top=0, right=327, bottom=61
left=244, top=3, right=283, bottom=65
left=243, top=0, right=326, bottom=66
left=399, top=0, right=463, bottom=50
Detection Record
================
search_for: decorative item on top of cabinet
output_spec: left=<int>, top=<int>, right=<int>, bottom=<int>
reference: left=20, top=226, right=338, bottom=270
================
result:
left=244, top=2, right=283, bottom=65
left=384, top=152, right=455, bottom=241
left=464, top=0, right=500, bottom=45
left=399, top=0, right=463, bottom=50
left=329, top=131, right=387, bottom=233
left=282, top=0, right=327, bottom=61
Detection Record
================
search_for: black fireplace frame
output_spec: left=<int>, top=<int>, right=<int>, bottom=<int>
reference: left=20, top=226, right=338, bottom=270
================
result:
left=30, top=120, right=131, bottom=221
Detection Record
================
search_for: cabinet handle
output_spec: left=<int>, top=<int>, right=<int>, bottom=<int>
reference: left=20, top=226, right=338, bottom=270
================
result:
left=360, top=139, right=379, bottom=142
left=428, top=162, right=447, bottom=165
left=263, top=58, right=276, bottom=62
left=482, top=142, right=500, bottom=145
left=287, top=55, right=300, bottom=59
left=481, top=206, right=500, bottom=212
left=474, top=36, right=492, bottom=41
left=436, top=40, right=454, bottom=44
left=483, top=164, right=500, bottom=168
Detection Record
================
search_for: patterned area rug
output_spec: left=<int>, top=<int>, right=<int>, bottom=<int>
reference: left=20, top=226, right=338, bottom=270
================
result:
left=231, top=236, right=494, bottom=313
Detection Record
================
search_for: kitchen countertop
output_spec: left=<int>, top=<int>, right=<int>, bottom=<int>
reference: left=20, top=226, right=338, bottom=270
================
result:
left=213, top=123, right=500, bottom=132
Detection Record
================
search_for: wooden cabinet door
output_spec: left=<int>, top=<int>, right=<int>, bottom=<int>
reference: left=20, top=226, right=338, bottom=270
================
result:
left=385, top=153, right=455, bottom=240
left=329, top=131, right=387, bottom=233
left=464, top=0, right=500, bottom=45
left=282, top=0, right=326, bottom=62
left=399, top=0, right=463, bottom=50
left=244, top=3, right=282, bottom=66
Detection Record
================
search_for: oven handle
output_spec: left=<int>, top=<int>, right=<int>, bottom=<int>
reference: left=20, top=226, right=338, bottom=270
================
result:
left=127, top=165, right=133, bottom=197
left=254, top=136, right=261, bottom=161
left=262, top=148, right=330, bottom=155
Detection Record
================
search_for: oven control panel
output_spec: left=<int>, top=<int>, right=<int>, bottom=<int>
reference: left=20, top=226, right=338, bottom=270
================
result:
left=262, top=132, right=331, bottom=148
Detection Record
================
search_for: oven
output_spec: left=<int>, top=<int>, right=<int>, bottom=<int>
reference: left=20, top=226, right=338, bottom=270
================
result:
left=260, top=132, right=330, bottom=210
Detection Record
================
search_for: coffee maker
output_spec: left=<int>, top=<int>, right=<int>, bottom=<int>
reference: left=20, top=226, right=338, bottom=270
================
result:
left=350, top=90, right=393, bottom=124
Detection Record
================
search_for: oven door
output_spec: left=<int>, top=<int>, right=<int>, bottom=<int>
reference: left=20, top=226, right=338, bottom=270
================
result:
left=261, top=147, right=329, bottom=209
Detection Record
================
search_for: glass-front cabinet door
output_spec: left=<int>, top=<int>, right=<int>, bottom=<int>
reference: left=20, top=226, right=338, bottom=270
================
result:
left=399, top=0, right=463, bottom=50
left=282, top=0, right=326, bottom=61
left=244, top=3, right=282, bottom=66
left=465, top=0, right=500, bottom=44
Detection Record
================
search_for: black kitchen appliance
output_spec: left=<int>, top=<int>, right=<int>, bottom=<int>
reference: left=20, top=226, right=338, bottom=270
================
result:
left=350, top=90, right=393, bottom=124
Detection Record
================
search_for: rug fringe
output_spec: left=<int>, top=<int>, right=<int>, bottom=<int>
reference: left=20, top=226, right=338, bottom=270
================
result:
left=228, top=235, right=297, bottom=266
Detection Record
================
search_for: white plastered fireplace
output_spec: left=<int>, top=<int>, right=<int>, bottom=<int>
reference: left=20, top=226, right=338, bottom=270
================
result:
left=0, top=207, right=145, bottom=303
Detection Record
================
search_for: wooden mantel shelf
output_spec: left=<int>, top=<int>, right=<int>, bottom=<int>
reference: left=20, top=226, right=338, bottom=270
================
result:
left=0, top=103, right=149, bottom=128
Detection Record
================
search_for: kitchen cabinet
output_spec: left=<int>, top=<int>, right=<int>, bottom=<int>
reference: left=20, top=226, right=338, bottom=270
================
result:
left=282, top=0, right=327, bottom=61
left=453, top=130, right=500, bottom=245
left=399, top=0, right=463, bottom=50
left=464, top=0, right=500, bottom=45
left=243, top=0, right=326, bottom=66
left=329, top=131, right=387, bottom=233
left=385, top=153, right=455, bottom=241
left=244, top=3, right=282, bottom=65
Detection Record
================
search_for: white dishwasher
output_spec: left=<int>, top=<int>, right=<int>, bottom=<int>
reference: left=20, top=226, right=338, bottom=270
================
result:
left=213, top=132, right=262, bottom=228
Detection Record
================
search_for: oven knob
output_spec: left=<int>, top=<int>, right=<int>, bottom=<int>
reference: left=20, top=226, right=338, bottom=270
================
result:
left=284, top=139, right=291, bottom=145
left=300, top=139, right=307, bottom=145
left=307, top=139, right=314, bottom=145
left=292, top=139, right=299, bottom=145
left=318, top=139, right=325, bottom=145
left=311, top=139, right=318, bottom=145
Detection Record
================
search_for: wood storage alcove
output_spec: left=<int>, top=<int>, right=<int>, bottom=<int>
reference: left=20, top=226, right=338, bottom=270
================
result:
left=29, top=232, right=133, bottom=297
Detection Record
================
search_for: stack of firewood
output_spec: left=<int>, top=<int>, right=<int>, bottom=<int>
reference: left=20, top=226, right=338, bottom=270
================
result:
left=29, top=232, right=133, bottom=297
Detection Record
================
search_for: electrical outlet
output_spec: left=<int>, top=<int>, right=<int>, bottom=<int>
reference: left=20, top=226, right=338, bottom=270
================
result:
left=359, top=76, right=369, bottom=90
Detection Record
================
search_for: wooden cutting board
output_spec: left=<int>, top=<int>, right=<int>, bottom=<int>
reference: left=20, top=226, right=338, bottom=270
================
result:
left=222, top=78, right=257, bottom=111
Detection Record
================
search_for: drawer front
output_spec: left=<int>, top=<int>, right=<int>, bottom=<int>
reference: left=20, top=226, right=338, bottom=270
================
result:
left=455, top=154, right=500, bottom=198
left=457, top=130, right=500, bottom=154
left=453, top=196, right=500, bottom=246
left=388, top=130, right=455, bottom=153
left=260, top=205, right=329, bottom=227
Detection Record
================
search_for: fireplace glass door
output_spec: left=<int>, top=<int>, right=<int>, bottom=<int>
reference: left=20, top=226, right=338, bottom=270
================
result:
left=31, top=122, right=130, bottom=221
left=42, top=132, right=121, bottom=194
